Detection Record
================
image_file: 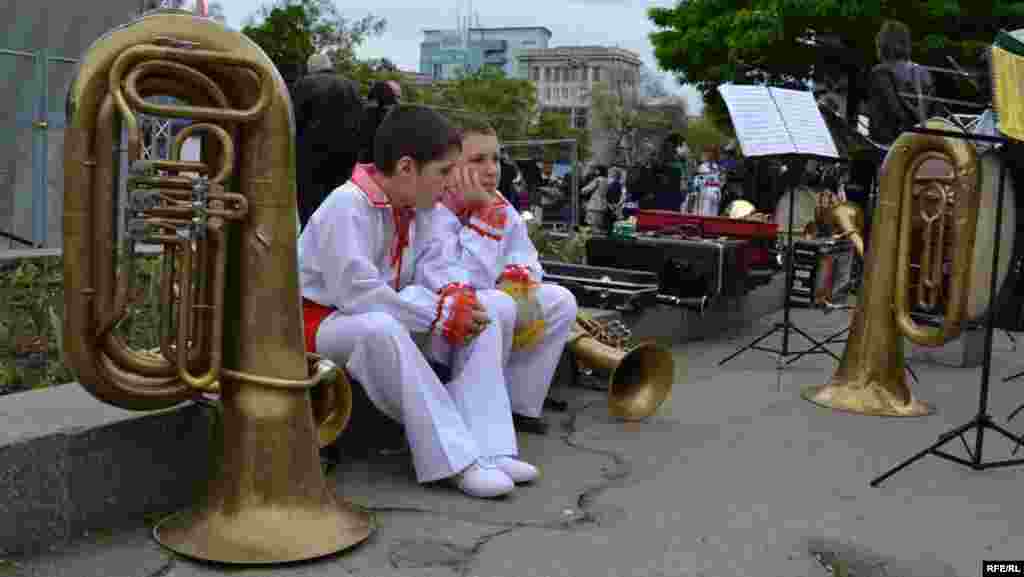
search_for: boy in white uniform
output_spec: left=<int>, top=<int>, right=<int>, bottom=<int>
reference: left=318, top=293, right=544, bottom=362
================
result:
left=298, top=106, right=536, bottom=499
left=417, top=116, right=578, bottom=434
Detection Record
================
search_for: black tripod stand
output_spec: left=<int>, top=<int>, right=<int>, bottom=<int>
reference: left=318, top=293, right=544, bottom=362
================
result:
left=871, top=127, right=1024, bottom=487
left=720, top=155, right=840, bottom=367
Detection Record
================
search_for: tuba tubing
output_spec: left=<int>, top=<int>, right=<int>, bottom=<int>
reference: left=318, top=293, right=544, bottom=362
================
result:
left=801, top=118, right=980, bottom=417
left=63, top=9, right=370, bottom=563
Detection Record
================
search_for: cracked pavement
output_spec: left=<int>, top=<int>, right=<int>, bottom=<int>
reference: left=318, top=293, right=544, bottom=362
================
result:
left=3, top=307, right=1023, bottom=577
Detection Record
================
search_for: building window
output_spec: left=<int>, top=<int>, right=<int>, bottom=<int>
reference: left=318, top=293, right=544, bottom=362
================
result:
left=433, top=64, right=442, bottom=79
left=545, top=67, right=552, bottom=81
left=592, top=66, right=601, bottom=82
left=545, top=86, right=552, bottom=100
left=531, top=66, right=539, bottom=81
left=562, top=86, right=569, bottom=99
left=582, top=67, right=588, bottom=81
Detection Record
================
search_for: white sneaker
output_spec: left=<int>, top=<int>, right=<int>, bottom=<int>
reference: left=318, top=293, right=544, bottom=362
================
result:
left=453, top=460, right=515, bottom=498
left=490, top=456, right=539, bottom=484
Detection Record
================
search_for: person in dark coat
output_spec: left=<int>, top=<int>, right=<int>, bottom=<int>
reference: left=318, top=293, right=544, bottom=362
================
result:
left=358, top=80, right=402, bottom=164
left=291, top=53, right=364, bottom=230
left=867, top=20, right=935, bottom=147
left=498, top=152, right=520, bottom=210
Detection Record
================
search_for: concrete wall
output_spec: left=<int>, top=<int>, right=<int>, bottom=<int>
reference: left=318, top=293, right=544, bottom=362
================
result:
left=0, top=0, right=143, bottom=252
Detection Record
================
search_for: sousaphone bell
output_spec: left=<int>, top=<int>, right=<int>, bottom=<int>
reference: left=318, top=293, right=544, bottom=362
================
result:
left=569, top=315, right=676, bottom=420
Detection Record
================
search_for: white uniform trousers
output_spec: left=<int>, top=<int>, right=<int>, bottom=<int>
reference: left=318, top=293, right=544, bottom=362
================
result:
left=447, top=285, right=577, bottom=419
left=316, top=310, right=517, bottom=483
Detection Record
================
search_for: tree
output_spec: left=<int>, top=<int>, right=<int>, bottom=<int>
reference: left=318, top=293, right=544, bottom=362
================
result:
left=417, top=68, right=538, bottom=142
left=590, top=80, right=682, bottom=165
left=684, top=116, right=727, bottom=156
left=242, top=0, right=385, bottom=82
left=526, top=110, right=591, bottom=162
left=648, top=3, right=1024, bottom=131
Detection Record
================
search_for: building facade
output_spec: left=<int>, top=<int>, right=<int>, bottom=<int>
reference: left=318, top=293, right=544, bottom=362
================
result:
left=419, top=27, right=552, bottom=80
left=519, top=46, right=642, bottom=163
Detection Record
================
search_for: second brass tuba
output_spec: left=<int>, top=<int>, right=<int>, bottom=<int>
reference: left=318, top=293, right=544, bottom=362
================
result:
left=569, top=315, right=676, bottom=420
left=802, top=119, right=981, bottom=416
left=63, top=9, right=371, bottom=563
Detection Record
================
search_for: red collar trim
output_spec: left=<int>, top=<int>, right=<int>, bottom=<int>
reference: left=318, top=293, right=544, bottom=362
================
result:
left=352, top=163, right=390, bottom=207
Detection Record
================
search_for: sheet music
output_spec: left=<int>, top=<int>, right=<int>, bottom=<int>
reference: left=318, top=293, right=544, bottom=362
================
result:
left=768, top=88, right=839, bottom=158
left=717, top=85, right=839, bottom=159
left=717, top=85, right=795, bottom=157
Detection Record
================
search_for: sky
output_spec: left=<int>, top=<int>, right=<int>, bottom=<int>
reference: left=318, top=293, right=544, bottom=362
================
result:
left=212, top=0, right=704, bottom=115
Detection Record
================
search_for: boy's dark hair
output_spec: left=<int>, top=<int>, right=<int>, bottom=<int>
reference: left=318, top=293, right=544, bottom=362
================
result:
left=876, top=20, right=912, bottom=62
left=453, top=114, right=497, bottom=137
left=373, top=105, right=462, bottom=175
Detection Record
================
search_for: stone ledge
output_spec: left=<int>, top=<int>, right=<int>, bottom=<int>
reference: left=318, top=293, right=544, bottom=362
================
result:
left=0, top=384, right=213, bottom=557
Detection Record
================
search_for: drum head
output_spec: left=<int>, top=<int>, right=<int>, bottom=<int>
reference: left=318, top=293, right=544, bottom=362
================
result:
left=773, top=186, right=817, bottom=231
left=967, top=151, right=1018, bottom=319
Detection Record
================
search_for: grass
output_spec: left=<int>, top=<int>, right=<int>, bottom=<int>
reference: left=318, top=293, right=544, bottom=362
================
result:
left=0, top=253, right=164, bottom=394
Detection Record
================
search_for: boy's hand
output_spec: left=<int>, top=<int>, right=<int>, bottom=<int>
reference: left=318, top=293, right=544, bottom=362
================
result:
left=454, top=165, right=492, bottom=205
left=466, top=301, right=490, bottom=341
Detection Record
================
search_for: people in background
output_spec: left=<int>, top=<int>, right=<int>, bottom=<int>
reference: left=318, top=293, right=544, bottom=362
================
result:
left=690, top=146, right=723, bottom=215
left=868, top=20, right=935, bottom=147
left=582, top=165, right=610, bottom=232
left=291, top=53, right=364, bottom=230
left=358, top=80, right=402, bottom=164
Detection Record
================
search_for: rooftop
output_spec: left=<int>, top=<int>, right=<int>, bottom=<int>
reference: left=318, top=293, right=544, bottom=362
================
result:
left=423, top=26, right=553, bottom=36
left=519, top=45, right=642, bottom=63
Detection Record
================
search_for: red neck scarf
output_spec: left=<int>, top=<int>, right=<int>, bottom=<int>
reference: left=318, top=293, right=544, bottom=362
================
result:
left=352, top=163, right=415, bottom=289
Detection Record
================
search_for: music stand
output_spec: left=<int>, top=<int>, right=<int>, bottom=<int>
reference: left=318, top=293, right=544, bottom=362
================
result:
left=719, top=158, right=841, bottom=367
left=713, top=85, right=842, bottom=368
left=871, top=126, right=1024, bottom=487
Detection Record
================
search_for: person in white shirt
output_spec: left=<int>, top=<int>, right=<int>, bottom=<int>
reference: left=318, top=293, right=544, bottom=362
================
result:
left=581, top=166, right=610, bottom=231
left=417, top=116, right=579, bottom=437
left=691, top=146, right=722, bottom=216
left=298, top=105, right=533, bottom=499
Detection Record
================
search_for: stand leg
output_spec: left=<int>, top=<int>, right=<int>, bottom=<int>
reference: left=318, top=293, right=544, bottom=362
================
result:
left=718, top=324, right=782, bottom=366
left=785, top=325, right=849, bottom=365
left=788, top=324, right=842, bottom=362
left=870, top=419, right=977, bottom=487
left=870, top=149, right=1024, bottom=487
left=1005, top=368, right=1024, bottom=383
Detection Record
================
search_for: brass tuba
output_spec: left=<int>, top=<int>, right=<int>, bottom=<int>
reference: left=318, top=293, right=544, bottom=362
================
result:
left=63, top=9, right=371, bottom=563
left=569, top=315, right=676, bottom=420
left=802, top=118, right=981, bottom=416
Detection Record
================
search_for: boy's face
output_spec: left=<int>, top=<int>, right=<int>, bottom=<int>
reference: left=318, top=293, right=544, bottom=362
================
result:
left=460, top=132, right=500, bottom=194
left=413, top=147, right=460, bottom=209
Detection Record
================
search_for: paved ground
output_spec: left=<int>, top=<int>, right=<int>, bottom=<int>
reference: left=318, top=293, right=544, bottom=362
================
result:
left=4, top=305, right=1023, bottom=577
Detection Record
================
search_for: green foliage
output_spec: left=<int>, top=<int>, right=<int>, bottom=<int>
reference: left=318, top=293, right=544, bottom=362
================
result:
left=527, top=110, right=591, bottom=162
left=527, top=223, right=591, bottom=265
left=242, top=0, right=385, bottom=79
left=0, top=255, right=163, bottom=394
left=417, top=68, right=538, bottom=142
left=647, top=2, right=1024, bottom=131
left=684, top=116, right=728, bottom=154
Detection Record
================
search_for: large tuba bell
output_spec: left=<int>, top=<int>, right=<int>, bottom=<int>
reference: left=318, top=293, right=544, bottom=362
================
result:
left=802, top=118, right=981, bottom=416
left=569, top=315, right=676, bottom=420
left=63, top=9, right=371, bottom=563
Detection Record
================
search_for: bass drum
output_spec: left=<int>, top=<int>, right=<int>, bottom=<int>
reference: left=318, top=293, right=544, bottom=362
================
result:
left=966, top=149, right=1018, bottom=322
